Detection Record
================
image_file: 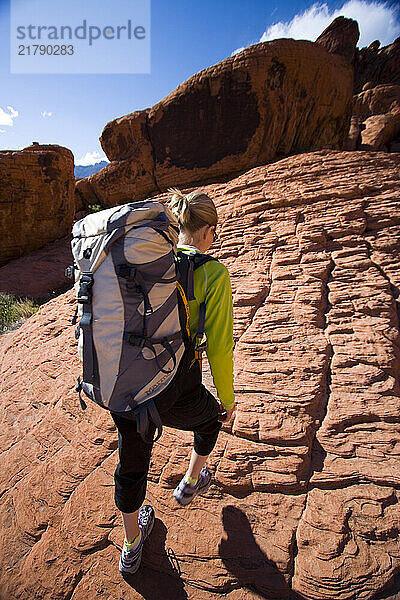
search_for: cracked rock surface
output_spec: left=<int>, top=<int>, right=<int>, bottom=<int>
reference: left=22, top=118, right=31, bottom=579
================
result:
left=1, top=150, right=399, bottom=599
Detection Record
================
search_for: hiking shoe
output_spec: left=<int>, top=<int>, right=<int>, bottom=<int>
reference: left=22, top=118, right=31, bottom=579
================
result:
left=173, top=466, right=212, bottom=506
left=119, top=505, right=155, bottom=575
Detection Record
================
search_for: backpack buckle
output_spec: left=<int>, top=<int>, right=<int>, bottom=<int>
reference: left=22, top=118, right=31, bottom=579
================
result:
left=77, top=273, right=93, bottom=304
left=65, top=264, right=75, bottom=279
left=126, top=333, right=146, bottom=348
left=116, top=264, right=135, bottom=279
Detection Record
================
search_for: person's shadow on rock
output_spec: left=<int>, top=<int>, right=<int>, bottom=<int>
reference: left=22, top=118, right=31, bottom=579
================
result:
left=121, top=518, right=188, bottom=600
left=219, top=505, right=305, bottom=600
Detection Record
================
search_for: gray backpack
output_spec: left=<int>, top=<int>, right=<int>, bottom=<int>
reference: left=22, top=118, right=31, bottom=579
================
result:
left=68, top=200, right=187, bottom=442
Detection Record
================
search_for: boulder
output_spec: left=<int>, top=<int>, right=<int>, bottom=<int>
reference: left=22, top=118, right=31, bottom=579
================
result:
left=353, top=84, right=400, bottom=120
left=0, top=144, right=75, bottom=267
left=360, top=111, right=400, bottom=150
left=346, top=85, right=400, bottom=151
left=315, top=15, right=360, bottom=63
left=77, top=38, right=354, bottom=208
left=1, top=150, right=400, bottom=599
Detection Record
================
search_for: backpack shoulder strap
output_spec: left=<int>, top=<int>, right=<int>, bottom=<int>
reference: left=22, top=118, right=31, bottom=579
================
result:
left=190, top=253, right=218, bottom=348
left=176, top=251, right=218, bottom=300
left=192, top=252, right=219, bottom=271
left=175, top=251, right=219, bottom=366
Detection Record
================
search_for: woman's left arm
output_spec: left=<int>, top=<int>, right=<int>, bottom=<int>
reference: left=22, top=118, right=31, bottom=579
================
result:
left=203, top=262, right=235, bottom=411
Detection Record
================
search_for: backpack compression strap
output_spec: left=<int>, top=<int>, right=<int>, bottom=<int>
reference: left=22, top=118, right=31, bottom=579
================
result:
left=75, top=270, right=95, bottom=409
left=132, top=398, right=163, bottom=444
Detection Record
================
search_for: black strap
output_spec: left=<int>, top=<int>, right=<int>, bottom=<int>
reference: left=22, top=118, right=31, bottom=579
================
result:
left=124, top=332, right=181, bottom=374
left=133, top=400, right=163, bottom=444
left=77, top=273, right=93, bottom=304
left=116, top=263, right=176, bottom=285
left=197, top=301, right=207, bottom=344
left=134, top=270, right=153, bottom=316
left=124, top=331, right=182, bottom=345
left=135, top=403, right=148, bottom=441
left=156, top=339, right=177, bottom=373
left=175, top=254, right=195, bottom=300
left=147, top=399, right=163, bottom=442
left=77, top=274, right=95, bottom=386
left=75, top=377, right=87, bottom=410
left=80, top=302, right=95, bottom=384
left=192, top=253, right=218, bottom=271
left=176, top=252, right=218, bottom=302
left=71, top=305, right=79, bottom=325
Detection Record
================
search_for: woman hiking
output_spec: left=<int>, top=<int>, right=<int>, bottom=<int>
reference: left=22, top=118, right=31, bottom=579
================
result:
left=111, top=188, right=235, bottom=575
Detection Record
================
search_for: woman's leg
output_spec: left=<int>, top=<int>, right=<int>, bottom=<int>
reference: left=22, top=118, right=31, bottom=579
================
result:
left=111, top=412, right=155, bottom=541
left=122, top=510, right=140, bottom=543
left=186, top=449, right=209, bottom=480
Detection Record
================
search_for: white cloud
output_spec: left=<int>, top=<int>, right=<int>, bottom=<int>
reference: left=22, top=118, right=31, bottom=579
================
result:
left=259, top=1, right=400, bottom=48
left=40, top=111, right=53, bottom=117
left=0, top=105, right=19, bottom=127
left=76, top=151, right=108, bottom=166
left=0, top=129, right=6, bottom=133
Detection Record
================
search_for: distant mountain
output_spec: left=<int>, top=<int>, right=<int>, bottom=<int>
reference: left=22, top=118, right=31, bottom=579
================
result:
left=74, top=161, right=108, bottom=178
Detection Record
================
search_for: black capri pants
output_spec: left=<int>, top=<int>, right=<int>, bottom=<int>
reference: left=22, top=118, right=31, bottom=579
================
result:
left=110, top=351, right=222, bottom=513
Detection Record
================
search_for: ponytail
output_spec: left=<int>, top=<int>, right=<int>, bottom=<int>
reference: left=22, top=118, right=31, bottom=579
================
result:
left=167, top=188, right=218, bottom=233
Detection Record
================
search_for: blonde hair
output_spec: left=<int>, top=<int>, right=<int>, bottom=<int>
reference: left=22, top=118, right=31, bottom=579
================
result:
left=167, top=188, right=218, bottom=233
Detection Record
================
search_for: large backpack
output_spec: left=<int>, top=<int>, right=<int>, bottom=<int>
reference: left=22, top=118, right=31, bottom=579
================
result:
left=67, top=200, right=216, bottom=442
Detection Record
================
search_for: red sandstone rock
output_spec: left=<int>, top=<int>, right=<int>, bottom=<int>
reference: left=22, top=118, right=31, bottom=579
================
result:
left=0, top=235, right=72, bottom=298
left=354, top=37, right=400, bottom=94
left=344, top=115, right=361, bottom=150
left=77, top=39, right=354, bottom=208
left=316, top=16, right=359, bottom=63
left=353, top=84, right=400, bottom=120
left=347, top=85, right=400, bottom=152
left=0, top=144, right=75, bottom=267
left=360, top=110, right=400, bottom=150
left=1, top=150, right=400, bottom=599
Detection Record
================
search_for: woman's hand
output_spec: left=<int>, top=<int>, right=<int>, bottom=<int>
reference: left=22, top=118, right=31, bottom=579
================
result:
left=218, top=403, right=235, bottom=422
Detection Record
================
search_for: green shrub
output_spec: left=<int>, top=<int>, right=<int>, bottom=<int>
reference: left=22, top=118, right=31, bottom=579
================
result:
left=0, top=293, right=40, bottom=333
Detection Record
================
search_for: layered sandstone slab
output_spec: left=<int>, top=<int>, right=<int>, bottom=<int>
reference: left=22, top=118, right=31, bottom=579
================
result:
left=1, top=150, right=399, bottom=599
left=76, top=39, right=354, bottom=208
left=0, top=144, right=75, bottom=267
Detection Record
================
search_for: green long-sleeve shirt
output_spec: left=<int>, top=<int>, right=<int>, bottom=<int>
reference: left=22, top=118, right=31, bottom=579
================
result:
left=178, top=245, right=235, bottom=410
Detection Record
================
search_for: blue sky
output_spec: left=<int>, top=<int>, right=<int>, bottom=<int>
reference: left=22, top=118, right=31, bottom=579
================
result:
left=0, top=0, right=399, bottom=164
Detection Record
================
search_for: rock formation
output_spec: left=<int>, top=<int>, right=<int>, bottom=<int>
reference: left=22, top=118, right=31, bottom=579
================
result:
left=316, top=16, right=359, bottom=63
left=354, top=38, right=400, bottom=94
left=0, top=144, right=75, bottom=267
left=351, top=46, right=400, bottom=152
left=314, top=17, right=400, bottom=154
left=75, top=38, right=354, bottom=209
left=1, top=150, right=400, bottom=599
